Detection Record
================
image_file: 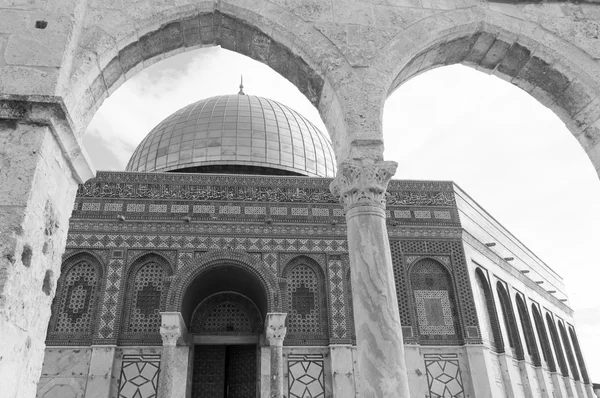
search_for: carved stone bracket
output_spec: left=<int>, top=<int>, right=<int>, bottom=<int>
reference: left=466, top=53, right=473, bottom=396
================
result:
left=330, top=159, right=397, bottom=210
left=265, top=312, right=287, bottom=347
left=159, top=312, right=188, bottom=346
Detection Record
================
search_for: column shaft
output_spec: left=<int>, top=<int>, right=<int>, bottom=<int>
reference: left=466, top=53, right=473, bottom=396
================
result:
left=331, top=159, right=410, bottom=397
left=265, top=313, right=287, bottom=398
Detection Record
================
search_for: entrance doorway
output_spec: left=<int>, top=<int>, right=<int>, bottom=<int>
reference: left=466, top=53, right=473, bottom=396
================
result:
left=192, top=345, right=257, bottom=398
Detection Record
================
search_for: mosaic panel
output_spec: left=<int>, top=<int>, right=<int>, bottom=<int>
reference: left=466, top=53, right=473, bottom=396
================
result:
left=97, top=258, right=123, bottom=340
left=332, top=208, right=343, bottom=217
left=244, top=206, right=266, bottom=215
left=148, top=204, right=167, bottom=213
left=105, top=203, right=123, bottom=212
left=219, top=205, right=241, bottom=214
left=291, top=207, right=309, bottom=216
left=118, top=354, right=160, bottom=398
left=171, top=204, right=189, bottom=213
left=328, top=257, right=348, bottom=340
left=263, top=252, right=278, bottom=274
left=424, top=354, right=465, bottom=398
left=52, top=261, right=99, bottom=337
left=82, top=202, right=101, bottom=211
left=414, top=290, right=455, bottom=335
left=395, top=210, right=411, bottom=218
left=288, top=354, right=325, bottom=398
left=270, top=207, right=288, bottom=215
left=434, top=210, right=451, bottom=220
left=312, top=208, right=329, bottom=217
left=193, top=205, right=215, bottom=213
left=126, top=204, right=145, bottom=212
left=414, top=210, right=431, bottom=219
left=67, top=234, right=348, bottom=253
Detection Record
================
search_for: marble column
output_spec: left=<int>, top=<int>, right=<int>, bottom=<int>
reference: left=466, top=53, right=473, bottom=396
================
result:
left=158, top=312, right=190, bottom=398
left=330, top=159, right=410, bottom=398
left=265, top=313, right=287, bottom=398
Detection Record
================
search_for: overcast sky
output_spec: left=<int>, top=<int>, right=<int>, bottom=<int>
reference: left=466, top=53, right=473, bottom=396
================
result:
left=84, top=47, right=600, bottom=381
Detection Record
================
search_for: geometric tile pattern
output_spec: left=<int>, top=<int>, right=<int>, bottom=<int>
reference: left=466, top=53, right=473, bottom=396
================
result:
left=263, top=252, right=278, bottom=274
left=424, top=353, right=464, bottom=398
left=287, top=265, right=320, bottom=335
left=67, top=234, right=347, bottom=253
left=118, top=354, right=161, bottom=398
left=288, top=354, right=325, bottom=398
left=328, top=256, right=348, bottom=341
left=97, top=258, right=123, bottom=340
left=414, top=290, right=455, bottom=335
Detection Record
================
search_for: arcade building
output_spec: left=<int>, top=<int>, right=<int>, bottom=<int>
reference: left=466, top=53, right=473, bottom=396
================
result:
left=36, top=91, right=595, bottom=398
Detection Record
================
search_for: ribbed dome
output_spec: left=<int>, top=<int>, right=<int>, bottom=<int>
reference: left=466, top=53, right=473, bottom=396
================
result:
left=126, top=94, right=335, bottom=177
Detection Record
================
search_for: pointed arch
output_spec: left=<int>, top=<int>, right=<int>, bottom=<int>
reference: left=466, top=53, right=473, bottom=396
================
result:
left=532, top=304, right=556, bottom=372
left=119, top=253, right=173, bottom=343
left=558, top=320, right=580, bottom=381
left=568, top=325, right=590, bottom=384
left=409, top=257, right=461, bottom=343
left=47, top=252, right=105, bottom=345
left=282, top=255, right=329, bottom=344
left=515, top=295, right=540, bottom=366
left=473, top=267, right=503, bottom=352
left=546, top=313, right=569, bottom=377
left=496, top=282, right=524, bottom=360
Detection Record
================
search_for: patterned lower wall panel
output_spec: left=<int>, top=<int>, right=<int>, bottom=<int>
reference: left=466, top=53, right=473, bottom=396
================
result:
left=288, top=354, right=325, bottom=398
left=424, top=353, right=465, bottom=398
left=118, top=354, right=161, bottom=398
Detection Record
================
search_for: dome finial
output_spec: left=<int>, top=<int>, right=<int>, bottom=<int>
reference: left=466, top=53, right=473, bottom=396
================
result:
left=238, top=75, right=245, bottom=95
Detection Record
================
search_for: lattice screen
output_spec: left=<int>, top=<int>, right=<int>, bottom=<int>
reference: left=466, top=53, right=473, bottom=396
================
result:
left=51, top=260, right=99, bottom=340
left=286, top=264, right=327, bottom=340
left=124, top=262, right=165, bottom=336
left=191, top=292, right=262, bottom=335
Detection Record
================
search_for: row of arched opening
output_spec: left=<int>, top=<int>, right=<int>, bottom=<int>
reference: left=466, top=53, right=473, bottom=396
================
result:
left=473, top=267, right=589, bottom=384
left=46, top=251, right=330, bottom=345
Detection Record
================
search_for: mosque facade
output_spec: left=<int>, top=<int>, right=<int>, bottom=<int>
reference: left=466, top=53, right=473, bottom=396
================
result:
left=36, top=93, right=594, bottom=398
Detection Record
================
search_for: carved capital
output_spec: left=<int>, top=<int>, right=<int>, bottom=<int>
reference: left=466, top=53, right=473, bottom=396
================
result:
left=265, top=313, right=287, bottom=347
left=330, top=159, right=397, bottom=210
left=160, top=312, right=187, bottom=346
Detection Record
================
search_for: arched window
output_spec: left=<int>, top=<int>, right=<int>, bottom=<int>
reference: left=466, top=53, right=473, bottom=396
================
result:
left=47, top=255, right=102, bottom=344
left=473, top=268, right=503, bottom=352
left=532, top=304, right=556, bottom=372
left=568, top=326, right=590, bottom=384
left=190, top=292, right=262, bottom=335
left=558, top=321, right=580, bottom=381
left=283, top=257, right=328, bottom=343
left=496, top=282, right=524, bottom=360
left=121, top=255, right=170, bottom=342
left=546, top=313, right=569, bottom=377
left=410, top=258, right=461, bottom=343
left=515, top=295, right=540, bottom=366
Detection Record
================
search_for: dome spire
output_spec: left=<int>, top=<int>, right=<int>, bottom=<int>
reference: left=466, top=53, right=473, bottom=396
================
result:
left=238, top=75, right=245, bottom=95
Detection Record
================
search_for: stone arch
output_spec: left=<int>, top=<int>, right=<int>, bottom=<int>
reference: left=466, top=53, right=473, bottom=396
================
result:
left=408, top=257, right=462, bottom=343
left=166, top=250, right=280, bottom=325
left=558, top=320, right=580, bottom=381
left=532, top=304, right=556, bottom=372
left=515, top=294, right=541, bottom=366
left=66, top=1, right=356, bottom=158
left=373, top=9, right=600, bottom=175
left=118, top=253, right=174, bottom=343
left=47, top=252, right=105, bottom=344
left=281, top=255, right=329, bottom=344
left=546, top=312, right=569, bottom=377
left=473, top=267, right=504, bottom=352
left=567, top=325, right=590, bottom=384
left=495, top=282, right=524, bottom=360
left=190, top=291, right=263, bottom=335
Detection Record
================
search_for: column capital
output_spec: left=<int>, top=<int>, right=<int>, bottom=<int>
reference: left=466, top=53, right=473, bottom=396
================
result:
left=160, top=312, right=188, bottom=347
left=330, top=159, right=397, bottom=211
left=265, top=313, right=287, bottom=347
